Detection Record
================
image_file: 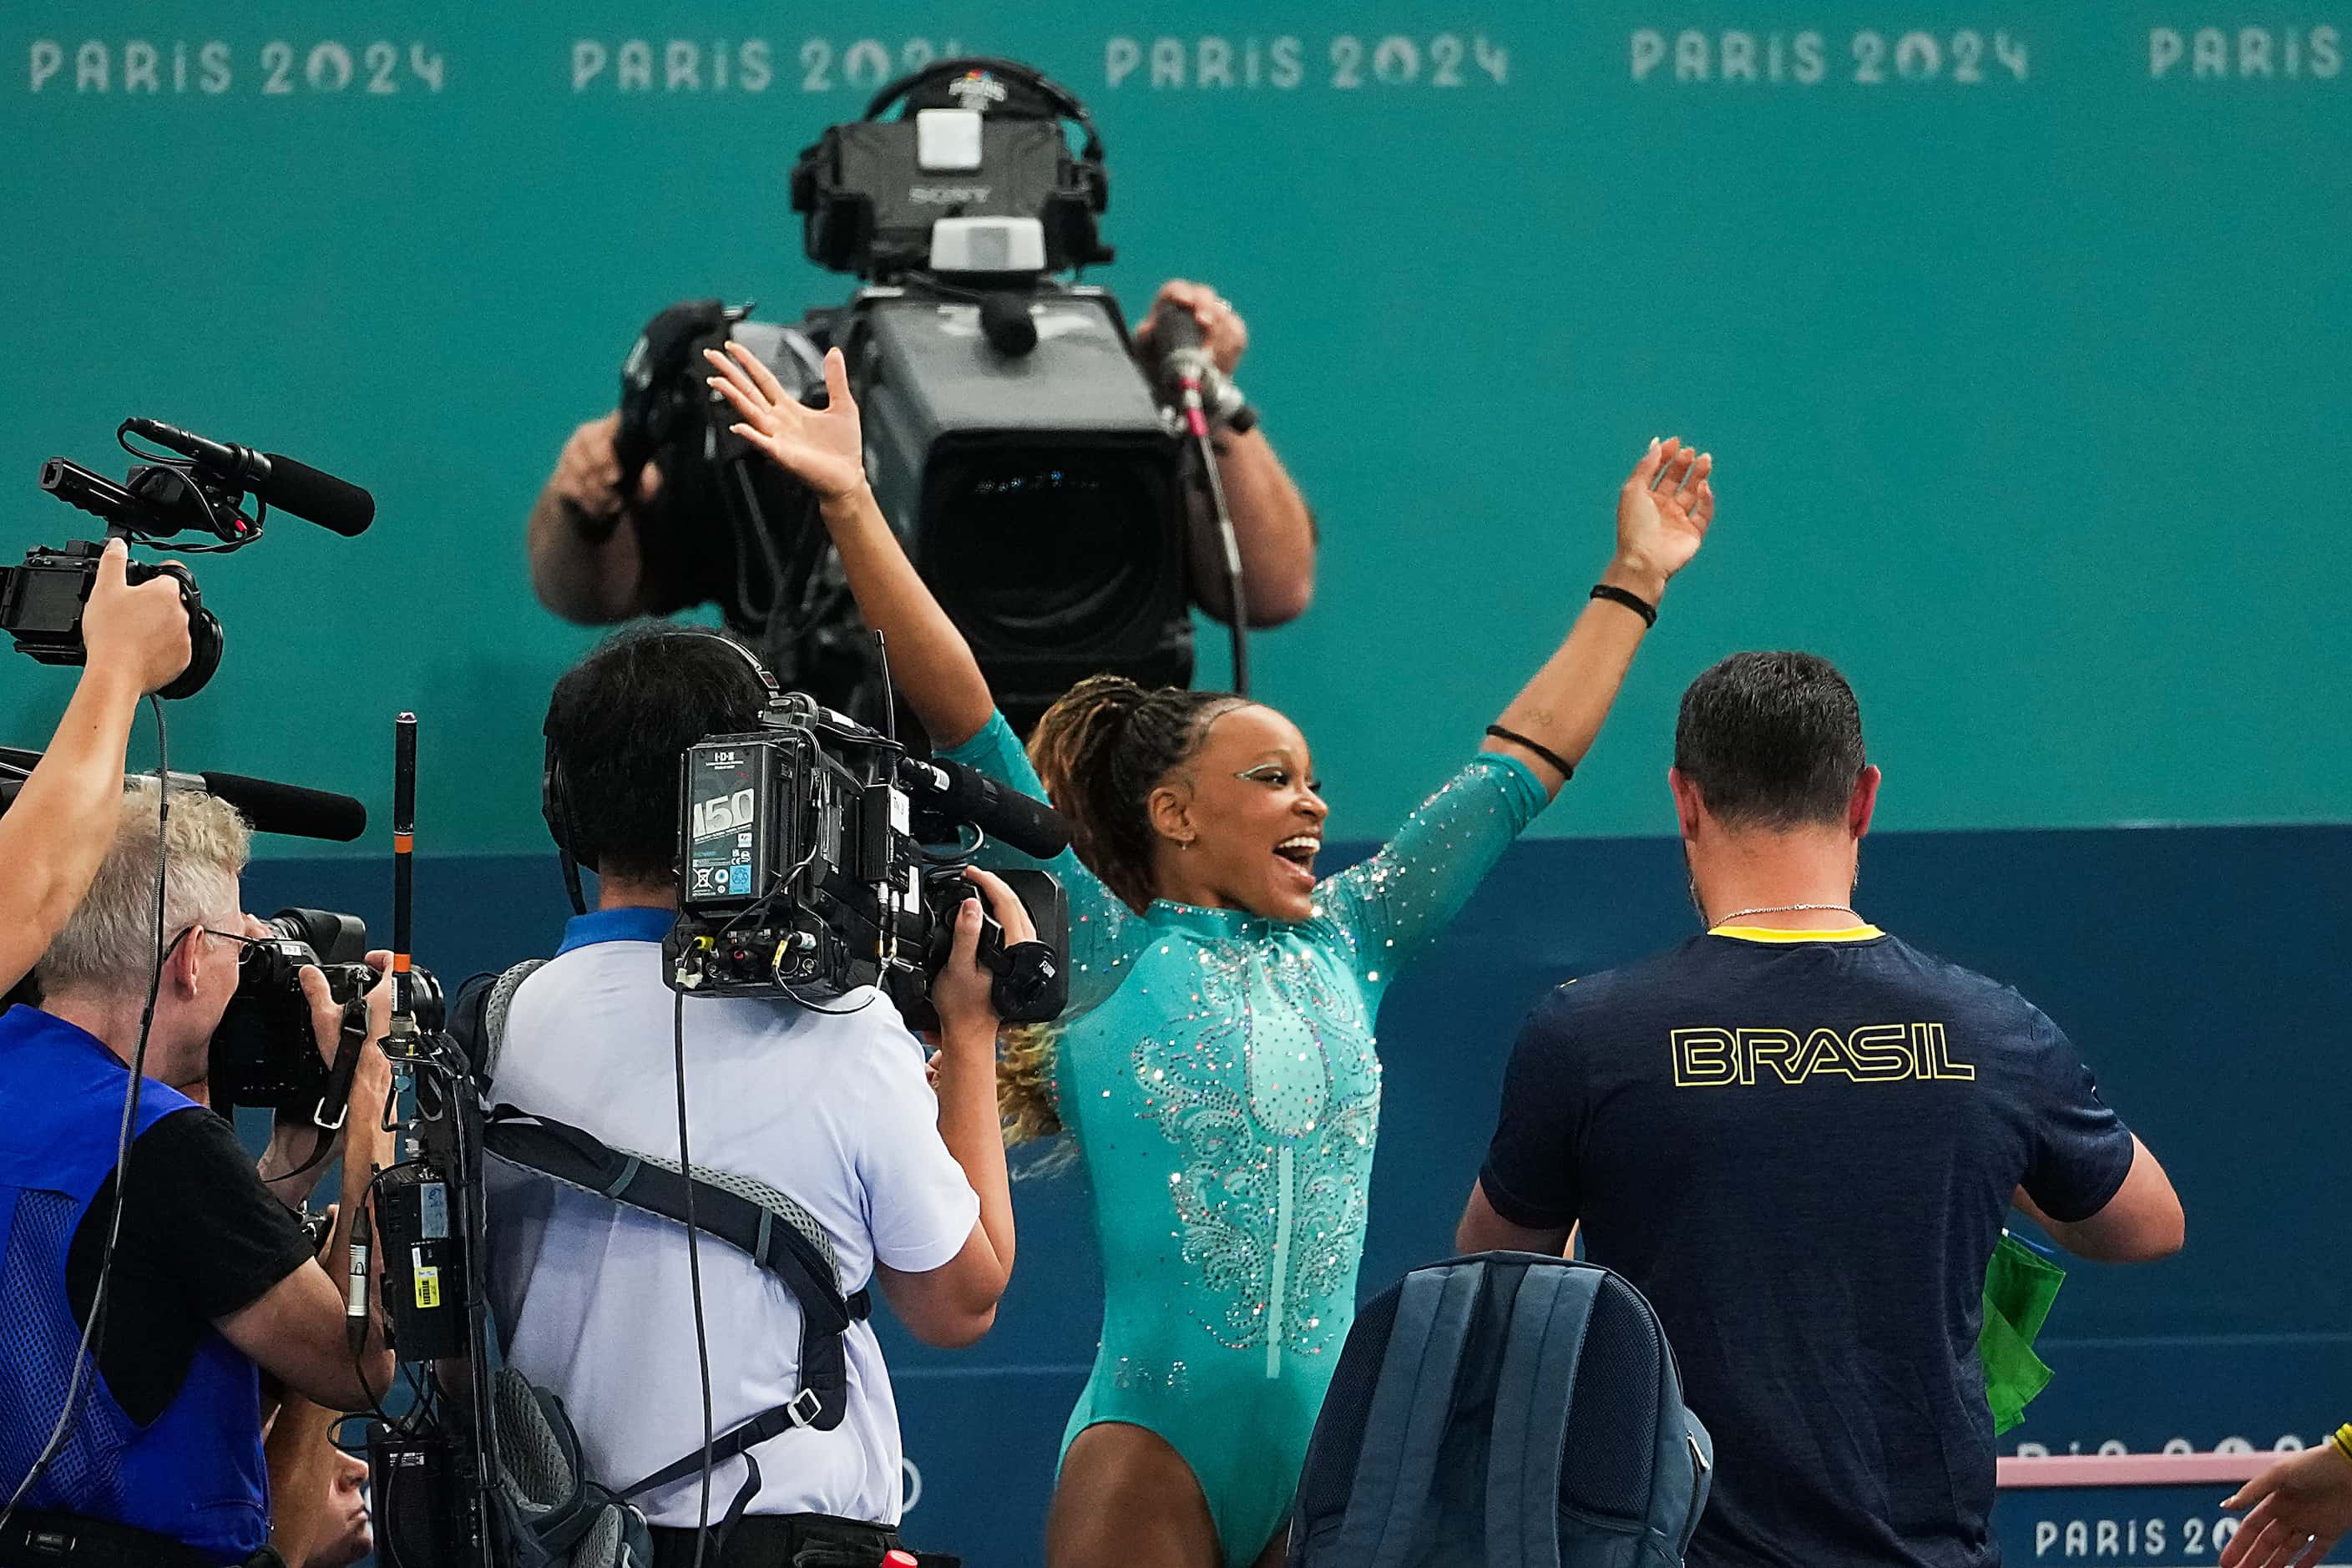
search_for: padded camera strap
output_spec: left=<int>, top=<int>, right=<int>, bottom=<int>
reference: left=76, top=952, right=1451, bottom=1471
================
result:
left=482, top=1105, right=870, bottom=1433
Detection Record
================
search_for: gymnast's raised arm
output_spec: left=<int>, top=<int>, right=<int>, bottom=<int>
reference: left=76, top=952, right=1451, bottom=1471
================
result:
left=704, top=341, right=996, bottom=751
left=1478, top=437, right=1715, bottom=795
left=1317, top=438, right=1718, bottom=972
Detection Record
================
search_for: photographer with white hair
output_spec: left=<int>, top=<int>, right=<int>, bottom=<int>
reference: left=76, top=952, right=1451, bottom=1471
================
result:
left=0, top=787, right=395, bottom=1568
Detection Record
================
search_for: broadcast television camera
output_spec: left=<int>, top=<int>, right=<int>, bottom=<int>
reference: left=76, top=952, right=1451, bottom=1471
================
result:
left=615, top=56, right=1251, bottom=733
left=650, top=633, right=1072, bottom=1025
left=670, top=695, right=1070, bottom=1026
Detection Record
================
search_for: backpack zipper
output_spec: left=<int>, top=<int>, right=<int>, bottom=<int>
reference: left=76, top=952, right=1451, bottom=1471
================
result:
left=1677, top=1429, right=1711, bottom=1555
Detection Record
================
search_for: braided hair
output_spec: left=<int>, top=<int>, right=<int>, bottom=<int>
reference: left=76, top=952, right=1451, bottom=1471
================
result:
left=999, top=674, right=1249, bottom=1146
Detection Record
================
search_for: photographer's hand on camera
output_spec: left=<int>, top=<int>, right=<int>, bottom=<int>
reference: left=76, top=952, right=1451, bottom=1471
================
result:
left=869, top=867, right=1024, bottom=1348
left=82, top=537, right=195, bottom=696
left=931, top=866, right=1038, bottom=1047
left=527, top=412, right=664, bottom=624
left=0, top=539, right=199, bottom=995
left=225, top=952, right=397, bottom=1414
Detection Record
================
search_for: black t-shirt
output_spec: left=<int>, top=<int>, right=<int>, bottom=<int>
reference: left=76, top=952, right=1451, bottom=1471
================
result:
left=1479, top=927, right=2138, bottom=1568
left=65, top=1105, right=318, bottom=1424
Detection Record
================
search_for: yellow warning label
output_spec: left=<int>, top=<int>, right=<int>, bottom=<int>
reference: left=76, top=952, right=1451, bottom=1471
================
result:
left=412, top=1246, right=441, bottom=1310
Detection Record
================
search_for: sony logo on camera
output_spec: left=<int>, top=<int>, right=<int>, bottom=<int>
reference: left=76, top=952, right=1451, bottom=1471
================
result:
left=907, top=185, right=993, bottom=204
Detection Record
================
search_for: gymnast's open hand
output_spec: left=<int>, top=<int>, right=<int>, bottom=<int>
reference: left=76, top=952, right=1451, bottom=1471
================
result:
left=1613, top=436, right=1716, bottom=599
left=704, top=341, right=867, bottom=505
left=2222, top=1441, right=2352, bottom=1568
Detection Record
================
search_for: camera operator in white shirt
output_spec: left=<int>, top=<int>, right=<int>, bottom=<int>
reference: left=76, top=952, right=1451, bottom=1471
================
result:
left=484, top=624, right=1020, bottom=1567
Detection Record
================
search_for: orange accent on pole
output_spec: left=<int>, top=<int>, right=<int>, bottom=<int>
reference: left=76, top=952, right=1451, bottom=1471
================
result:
left=392, top=954, right=412, bottom=973
left=393, top=832, right=414, bottom=852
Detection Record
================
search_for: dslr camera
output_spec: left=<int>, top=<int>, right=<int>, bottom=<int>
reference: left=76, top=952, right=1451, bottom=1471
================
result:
left=211, top=907, right=443, bottom=1125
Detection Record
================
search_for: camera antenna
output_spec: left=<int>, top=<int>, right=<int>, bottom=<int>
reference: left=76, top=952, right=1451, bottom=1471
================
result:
left=874, top=630, right=896, bottom=746
left=381, top=712, right=433, bottom=1130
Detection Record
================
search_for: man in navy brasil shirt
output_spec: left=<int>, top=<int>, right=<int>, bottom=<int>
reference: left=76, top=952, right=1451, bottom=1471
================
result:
left=1456, top=650, right=2187, bottom=1568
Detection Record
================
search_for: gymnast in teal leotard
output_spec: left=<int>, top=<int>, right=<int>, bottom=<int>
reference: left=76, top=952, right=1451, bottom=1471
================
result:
left=942, top=707, right=1547, bottom=1560
left=702, top=335, right=1721, bottom=1568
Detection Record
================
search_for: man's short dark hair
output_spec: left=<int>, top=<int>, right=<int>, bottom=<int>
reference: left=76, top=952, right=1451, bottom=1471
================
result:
left=1673, top=651, right=1866, bottom=830
left=544, top=625, right=772, bottom=883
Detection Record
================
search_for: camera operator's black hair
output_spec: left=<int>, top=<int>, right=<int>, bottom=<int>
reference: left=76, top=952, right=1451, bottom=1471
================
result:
left=544, top=625, right=773, bottom=885
left=1673, top=651, right=1867, bottom=831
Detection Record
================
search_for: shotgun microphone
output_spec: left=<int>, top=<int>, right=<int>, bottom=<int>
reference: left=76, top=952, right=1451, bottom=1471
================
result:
left=122, top=418, right=376, bottom=537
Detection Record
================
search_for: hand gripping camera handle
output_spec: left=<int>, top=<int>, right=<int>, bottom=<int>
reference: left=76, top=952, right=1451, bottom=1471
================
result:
left=1146, top=303, right=1256, bottom=436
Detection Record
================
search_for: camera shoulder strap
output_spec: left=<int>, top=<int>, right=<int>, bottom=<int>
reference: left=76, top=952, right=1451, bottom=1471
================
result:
left=480, top=1105, right=870, bottom=1428
left=473, top=958, right=545, bottom=1085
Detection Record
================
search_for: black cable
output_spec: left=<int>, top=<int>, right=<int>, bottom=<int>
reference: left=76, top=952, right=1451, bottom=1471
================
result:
left=674, top=990, right=716, bottom=1568
left=0, top=696, right=169, bottom=1528
left=1186, top=422, right=1250, bottom=695
left=341, top=1164, right=400, bottom=1429
left=111, top=428, right=266, bottom=550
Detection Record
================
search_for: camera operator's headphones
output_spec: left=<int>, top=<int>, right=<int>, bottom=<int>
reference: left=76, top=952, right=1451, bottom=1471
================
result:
left=540, top=629, right=792, bottom=915
left=792, top=55, right=1113, bottom=276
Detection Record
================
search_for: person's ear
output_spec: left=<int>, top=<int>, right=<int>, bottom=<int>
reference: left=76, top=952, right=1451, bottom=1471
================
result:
left=170, top=929, right=207, bottom=1000
left=1146, top=780, right=1196, bottom=852
left=1850, top=766, right=1882, bottom=840
left=1667, top=766, right=1706, bottom=840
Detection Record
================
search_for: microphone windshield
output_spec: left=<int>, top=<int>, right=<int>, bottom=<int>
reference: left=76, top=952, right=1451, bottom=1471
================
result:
left=196, top=770, right=368, bottom=842
left=262, top=454, right=375, bottom=537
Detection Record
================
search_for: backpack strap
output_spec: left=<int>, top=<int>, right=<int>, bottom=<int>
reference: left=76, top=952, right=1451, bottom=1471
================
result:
left=1485, top=1262, right=1602, bottom=1567
left=478, top=959, right=546, bottom=1083
left=482, top=1105, right=870, bottom=1434
left=1332, top=1260, right=1488, bottom=1568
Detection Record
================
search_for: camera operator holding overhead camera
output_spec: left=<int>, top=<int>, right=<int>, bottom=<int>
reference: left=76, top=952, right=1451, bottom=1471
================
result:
left=477, top=624, right=1024, bottom=1567
left=0, top=538, right=192, bottom=997
left=524, top=58, right=1316, bottom=734
left=0, top=787, right=397, bottom=1568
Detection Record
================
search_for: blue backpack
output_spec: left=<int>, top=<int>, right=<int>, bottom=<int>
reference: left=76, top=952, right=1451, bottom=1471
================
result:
left=1288, top=1253, right=1713, bottom=1568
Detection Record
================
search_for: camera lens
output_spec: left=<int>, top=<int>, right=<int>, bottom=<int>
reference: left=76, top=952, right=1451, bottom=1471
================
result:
left=404, top=968, right=447, bottom=1035
left=926, top=451, right=1173, bottom=652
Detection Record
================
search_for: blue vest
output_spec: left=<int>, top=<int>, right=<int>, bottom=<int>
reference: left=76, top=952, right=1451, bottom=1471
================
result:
left=0, top=1006, right=270, bottom=1562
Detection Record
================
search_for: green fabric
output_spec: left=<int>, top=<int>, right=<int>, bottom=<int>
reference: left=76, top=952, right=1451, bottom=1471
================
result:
left=1980, top=1232, right=2066, bottom=1434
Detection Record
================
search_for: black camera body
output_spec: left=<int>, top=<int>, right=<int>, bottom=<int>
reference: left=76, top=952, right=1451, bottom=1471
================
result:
left=791, top=67, right=1110, bottom=281
left=614, top=58, right=1200, bottom=733
left=666, top=699, right=1069, bottom=1026
left=211, top=907, right=444, bottom=1121
left=0, top=536, right=222, bottom=700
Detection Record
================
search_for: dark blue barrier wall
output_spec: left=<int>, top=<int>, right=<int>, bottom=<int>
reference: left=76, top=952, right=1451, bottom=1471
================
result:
left=246, top=823, right=2350, bottom=1562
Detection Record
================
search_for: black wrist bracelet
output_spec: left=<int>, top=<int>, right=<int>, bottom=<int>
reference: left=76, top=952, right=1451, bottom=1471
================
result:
left=1486, top=725, right=1575, bottom=782
left=1591, top=582, right=1659, bottom=627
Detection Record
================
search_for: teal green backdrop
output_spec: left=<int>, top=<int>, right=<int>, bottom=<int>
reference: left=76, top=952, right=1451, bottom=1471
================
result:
left=5, top=4, right=2345, bottom=856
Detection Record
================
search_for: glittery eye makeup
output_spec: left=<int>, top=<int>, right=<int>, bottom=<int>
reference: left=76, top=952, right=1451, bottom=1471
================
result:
left=1237, top=761, right=1319, bottom=792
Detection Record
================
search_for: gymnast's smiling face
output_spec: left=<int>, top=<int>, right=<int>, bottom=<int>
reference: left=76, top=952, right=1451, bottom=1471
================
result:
left=1147, top=704, right=1330, bottom=923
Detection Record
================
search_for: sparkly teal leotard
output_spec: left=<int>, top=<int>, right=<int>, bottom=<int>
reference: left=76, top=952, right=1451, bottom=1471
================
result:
left=943, top=713, right=1549, bottom=1565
